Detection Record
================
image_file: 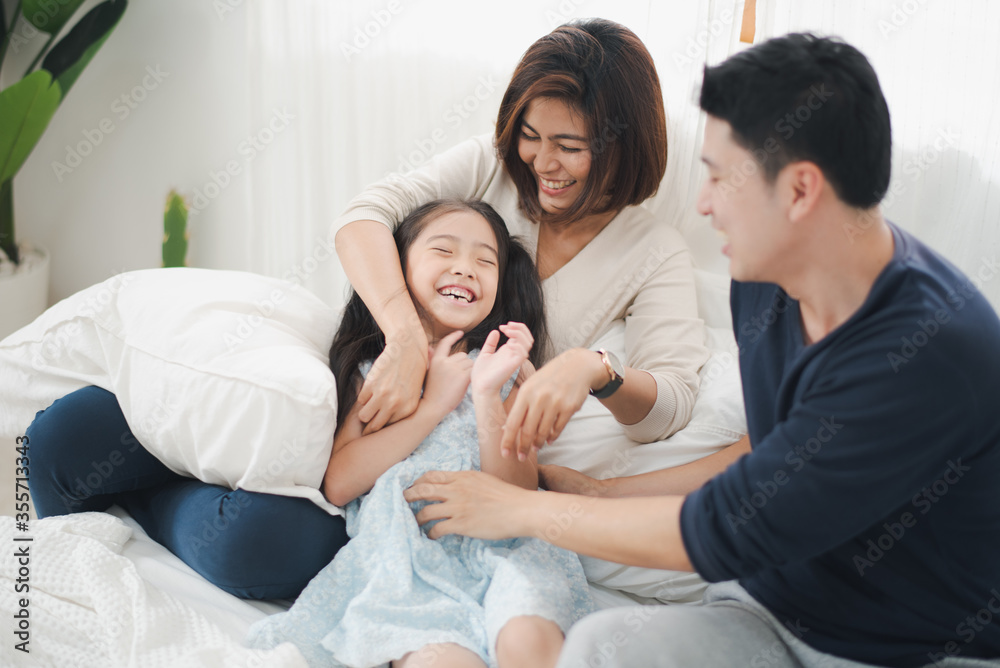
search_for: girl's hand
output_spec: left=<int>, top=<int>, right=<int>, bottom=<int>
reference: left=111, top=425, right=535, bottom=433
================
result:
left=421, top=330, right=473, bottom=417
left=500, top=348, right=599, bottom=460
left=357, top=327, right=429, bottom=434
left=471, top=322, right=533, bottom=396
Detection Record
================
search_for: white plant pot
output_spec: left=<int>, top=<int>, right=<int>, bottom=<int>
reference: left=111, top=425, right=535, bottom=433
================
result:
left=0, top=246, right=50, bottom=341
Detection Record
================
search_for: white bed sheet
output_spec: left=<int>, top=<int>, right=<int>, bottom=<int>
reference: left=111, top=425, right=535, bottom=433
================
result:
left=110, top=506, right=645, bottom=653
left=3, top=504, right=649, bottom=667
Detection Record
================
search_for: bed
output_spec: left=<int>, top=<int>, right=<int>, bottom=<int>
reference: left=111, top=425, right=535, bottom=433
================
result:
left=1, top=506, right=660, bottom=667
left=0, top=266, right=745, bottom=666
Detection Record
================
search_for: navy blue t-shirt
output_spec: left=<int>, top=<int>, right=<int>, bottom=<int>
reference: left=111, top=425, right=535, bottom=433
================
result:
left=681, top=224, right=1000, bottom=667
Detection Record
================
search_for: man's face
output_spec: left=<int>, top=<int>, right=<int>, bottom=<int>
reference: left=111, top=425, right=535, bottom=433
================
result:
left=697, top=116, right=790, bottom=283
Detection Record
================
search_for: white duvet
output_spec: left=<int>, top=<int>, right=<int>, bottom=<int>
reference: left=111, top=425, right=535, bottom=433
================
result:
left=0, top=513, right=307, bottom=668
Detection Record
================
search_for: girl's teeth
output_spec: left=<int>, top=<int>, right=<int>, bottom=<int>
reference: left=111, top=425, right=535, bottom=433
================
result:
left=439, top=287, right=473, bottom=301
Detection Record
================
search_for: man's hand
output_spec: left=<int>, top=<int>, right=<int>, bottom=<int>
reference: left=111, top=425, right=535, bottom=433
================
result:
left=404, top=470, right=534, bottom=540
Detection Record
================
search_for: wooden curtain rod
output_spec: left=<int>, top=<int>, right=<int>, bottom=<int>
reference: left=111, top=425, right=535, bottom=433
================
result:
left=740, top=0, right=757, bottom=43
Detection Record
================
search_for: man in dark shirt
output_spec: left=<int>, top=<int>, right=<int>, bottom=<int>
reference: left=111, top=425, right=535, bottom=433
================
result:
left=405, top=33, right=1000, bottom=667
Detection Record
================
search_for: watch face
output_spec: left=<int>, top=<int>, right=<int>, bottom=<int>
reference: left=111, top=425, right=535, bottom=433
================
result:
left=604, top=350, right=625, bottom=378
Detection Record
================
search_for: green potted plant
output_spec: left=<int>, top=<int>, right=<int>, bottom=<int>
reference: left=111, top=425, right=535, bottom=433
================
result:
left=162, top=189, right=188, bottom=268
left=0, top=0, right=127, bottom=339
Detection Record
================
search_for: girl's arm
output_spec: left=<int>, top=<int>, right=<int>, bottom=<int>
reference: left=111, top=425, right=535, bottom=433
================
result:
left=475, top=385, right=539, bottom=490
left=323, top=331, right=472, bottom=506
left=472, top=324, right=538, bottom=490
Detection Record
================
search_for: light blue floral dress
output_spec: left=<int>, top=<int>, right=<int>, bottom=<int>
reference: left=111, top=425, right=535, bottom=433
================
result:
left=246, top=355, right=594, bottom=667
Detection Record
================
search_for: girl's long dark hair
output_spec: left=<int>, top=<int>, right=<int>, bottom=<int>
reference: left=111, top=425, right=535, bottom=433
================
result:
left=329, top=199, right=547, bottom=431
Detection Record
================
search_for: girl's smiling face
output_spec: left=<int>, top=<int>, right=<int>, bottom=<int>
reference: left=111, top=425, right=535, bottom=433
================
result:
left=405, top=210, right=500, bottom=343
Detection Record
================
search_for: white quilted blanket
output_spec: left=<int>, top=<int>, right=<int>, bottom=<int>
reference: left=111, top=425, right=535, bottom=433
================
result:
left=0, top=513, right=307, bottom=668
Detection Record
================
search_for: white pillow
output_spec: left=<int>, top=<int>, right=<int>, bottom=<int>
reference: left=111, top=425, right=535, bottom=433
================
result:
left=0, top=268, right=342, bottom=515
left=538, top=269, right=745, bottom=603
left=693, top=268, right=733, bottom=331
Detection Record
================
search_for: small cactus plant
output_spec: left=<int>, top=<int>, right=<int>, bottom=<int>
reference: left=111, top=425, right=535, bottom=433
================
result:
left=162, top=190, right=189, bottom=268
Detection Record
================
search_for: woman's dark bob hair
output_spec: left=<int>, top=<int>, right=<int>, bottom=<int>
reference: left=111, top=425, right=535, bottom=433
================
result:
left=495, top=18, right=668, bottom=226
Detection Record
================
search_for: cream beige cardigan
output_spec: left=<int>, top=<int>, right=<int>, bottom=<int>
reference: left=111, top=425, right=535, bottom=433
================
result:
left=331, top=134, right=709, bottom=442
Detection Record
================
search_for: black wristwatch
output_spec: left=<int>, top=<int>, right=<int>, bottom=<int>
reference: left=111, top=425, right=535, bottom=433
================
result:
left=589, top=348, right=625, bottom=399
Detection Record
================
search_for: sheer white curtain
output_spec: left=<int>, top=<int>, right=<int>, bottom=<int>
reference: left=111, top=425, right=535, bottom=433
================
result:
left=754, top=1, right=1000, bottom=308
left=246, top=1, right=1000, bottom=311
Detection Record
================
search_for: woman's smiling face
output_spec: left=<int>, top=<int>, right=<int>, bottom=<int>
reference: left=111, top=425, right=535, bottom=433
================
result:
left=517, top=97, right=593, bottom=215
left=404, top=210, right=500, bottom=343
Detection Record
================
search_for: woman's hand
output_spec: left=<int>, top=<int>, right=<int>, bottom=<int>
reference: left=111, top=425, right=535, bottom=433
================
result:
left=538, top=464, right=609, bottom=497
left=404, top=470, right=534, bottom=540
left=421, top=330, right=473, bottom=417
left=500, top=348, right=604, bottom=460
left=356, top=326, right=429, bottom=434
left=471, top=322, right=533, bottom=396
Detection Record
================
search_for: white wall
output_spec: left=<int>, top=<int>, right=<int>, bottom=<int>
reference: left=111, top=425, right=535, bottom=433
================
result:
left=6, top=0, right=255, bottom=305
left=6, top=1, right=999, bottom=310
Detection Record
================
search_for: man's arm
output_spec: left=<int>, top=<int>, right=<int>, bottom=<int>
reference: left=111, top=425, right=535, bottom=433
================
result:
left=539, top=435, right=750, bottom=497
left=404, top=470, right=693, bottom=571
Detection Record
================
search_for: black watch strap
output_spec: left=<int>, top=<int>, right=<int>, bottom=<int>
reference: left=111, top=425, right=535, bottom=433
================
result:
left=589, top=349, right=624, bottom=399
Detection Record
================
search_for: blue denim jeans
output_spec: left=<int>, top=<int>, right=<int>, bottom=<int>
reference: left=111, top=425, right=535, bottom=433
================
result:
left=26, top=386, right=348, bottom=600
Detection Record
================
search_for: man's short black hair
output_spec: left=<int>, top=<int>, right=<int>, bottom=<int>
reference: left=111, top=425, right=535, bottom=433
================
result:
left=700, top=33, right=891, bottom=209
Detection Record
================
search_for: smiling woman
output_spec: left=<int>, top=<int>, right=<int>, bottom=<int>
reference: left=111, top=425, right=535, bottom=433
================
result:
left=517, top=98, right=593, bottom=223
left=333, top=18, right=709, bottom=458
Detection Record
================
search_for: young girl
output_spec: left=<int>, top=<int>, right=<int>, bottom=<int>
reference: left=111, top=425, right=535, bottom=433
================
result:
left=247, top=198, right=594, bottom=668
